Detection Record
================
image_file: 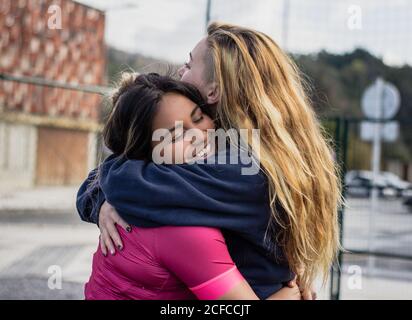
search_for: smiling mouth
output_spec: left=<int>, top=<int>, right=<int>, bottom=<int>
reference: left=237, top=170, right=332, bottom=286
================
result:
left=195, top=143, right=212, bottom=159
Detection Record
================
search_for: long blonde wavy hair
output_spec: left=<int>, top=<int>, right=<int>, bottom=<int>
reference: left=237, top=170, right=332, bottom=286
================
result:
left=205, top=22, right=342, bottom=289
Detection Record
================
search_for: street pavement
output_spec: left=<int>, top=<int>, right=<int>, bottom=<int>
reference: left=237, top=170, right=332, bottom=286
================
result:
left=0, top=186, right=98, bottom=299
left=0, top=186, right=412, bottom=299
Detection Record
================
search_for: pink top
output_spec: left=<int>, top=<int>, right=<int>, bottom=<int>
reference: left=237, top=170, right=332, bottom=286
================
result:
left=85, top=225, right=245, bottom=300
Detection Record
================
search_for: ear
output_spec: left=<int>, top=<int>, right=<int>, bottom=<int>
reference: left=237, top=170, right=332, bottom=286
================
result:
left=205, top=82, right=219, bottom=105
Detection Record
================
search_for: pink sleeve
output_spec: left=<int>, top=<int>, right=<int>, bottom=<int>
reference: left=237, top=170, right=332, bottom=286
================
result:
left=155, top=226, right=245, bottom=300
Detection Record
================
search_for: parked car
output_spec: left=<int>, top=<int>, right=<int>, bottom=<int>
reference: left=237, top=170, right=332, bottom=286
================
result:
left=345, top=170, right=387, bottom=197
left=381, top=171, right=412, bottom=197
left=345, top=170, right=412, bottom=198
left=404, top=197, right=412, bottom=212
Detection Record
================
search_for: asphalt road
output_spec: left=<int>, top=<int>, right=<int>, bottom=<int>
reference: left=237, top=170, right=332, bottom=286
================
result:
left=0, top=197, right=411, bottom=299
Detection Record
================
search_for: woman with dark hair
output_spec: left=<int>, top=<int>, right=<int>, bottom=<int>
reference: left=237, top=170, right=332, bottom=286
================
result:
left=79, top=23, right=341, bottom=300
left=84, top=72, right=300, bottom=300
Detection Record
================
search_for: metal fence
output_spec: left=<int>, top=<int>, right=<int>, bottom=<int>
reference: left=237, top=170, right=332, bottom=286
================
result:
left=328, top=117, right=412, bottom=300
left=1, top=73, right=412, bottom=299
left=0, top=73, right=109, bottom=95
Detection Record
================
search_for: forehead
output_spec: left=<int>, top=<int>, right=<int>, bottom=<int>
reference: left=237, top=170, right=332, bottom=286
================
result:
left=159, top=92, right=196, bottom=109
left=191, top=37, right=208, bottom=61
left=153, top=93, right=197, bottom=127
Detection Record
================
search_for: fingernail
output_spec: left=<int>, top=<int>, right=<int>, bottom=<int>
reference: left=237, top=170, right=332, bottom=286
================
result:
left=110, top=250, right=115, bottom=255
left=126, top=226, right=131, bottom=232
left=117, top=245, right=123, bottom=250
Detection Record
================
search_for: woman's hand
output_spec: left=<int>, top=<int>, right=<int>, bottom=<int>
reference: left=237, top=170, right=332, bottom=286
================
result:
left=287, top=283, right=317, bottom=300
left=98, top=201, right=131, bottom=256
left=300, top=287, right=317, bottom=300
left=286, top=272, right=317, bottom=300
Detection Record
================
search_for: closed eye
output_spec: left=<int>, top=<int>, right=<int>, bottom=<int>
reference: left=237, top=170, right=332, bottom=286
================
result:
left=193, top=115, right=204, bottom=123
left=191, top=106, right=204, bottom=123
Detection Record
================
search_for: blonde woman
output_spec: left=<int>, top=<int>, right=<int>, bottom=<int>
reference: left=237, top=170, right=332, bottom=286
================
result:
left=77, top=22, right=342, bottom=299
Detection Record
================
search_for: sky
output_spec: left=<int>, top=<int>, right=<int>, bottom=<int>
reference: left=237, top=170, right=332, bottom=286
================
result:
left=76, top=0, right=412, bottom=66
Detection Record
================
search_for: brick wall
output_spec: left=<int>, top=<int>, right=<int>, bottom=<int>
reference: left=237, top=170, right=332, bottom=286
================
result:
left=0, top=0, right=105, bottom=187
left=0, top=0, right=105, bottom=121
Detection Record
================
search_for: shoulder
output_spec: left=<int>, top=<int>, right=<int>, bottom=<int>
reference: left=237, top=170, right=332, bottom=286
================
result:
left=153, top=226, right=229, bottom=266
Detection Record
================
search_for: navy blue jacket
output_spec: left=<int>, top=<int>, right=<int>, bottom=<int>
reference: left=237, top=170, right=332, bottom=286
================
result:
left=76, top=149, right=293, bottom=299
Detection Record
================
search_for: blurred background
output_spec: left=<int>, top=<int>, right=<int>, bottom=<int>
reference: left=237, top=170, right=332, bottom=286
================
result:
left=0, top=0, right=412, bottom=300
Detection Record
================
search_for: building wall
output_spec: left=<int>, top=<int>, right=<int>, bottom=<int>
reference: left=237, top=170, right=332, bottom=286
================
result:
left=35, top=127, right=88, bottom=185
left=0, top=0, right=106, bottom=119
left=0, top=122, right=37, bottom=189
left=0, top=0, right=105, bottom=187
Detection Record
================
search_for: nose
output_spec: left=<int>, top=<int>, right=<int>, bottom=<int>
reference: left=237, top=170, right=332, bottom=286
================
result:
left=177, top=65, right=185, bottom=79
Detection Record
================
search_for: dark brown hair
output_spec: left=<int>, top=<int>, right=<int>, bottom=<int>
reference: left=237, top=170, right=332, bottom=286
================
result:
left=103, top=72, right=208, bottom=160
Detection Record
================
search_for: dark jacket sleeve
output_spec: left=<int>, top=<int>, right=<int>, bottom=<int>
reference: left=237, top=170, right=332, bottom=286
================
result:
left=76, top=168, right=106, bottom=226
left=97, top=154, right=270, bottom=235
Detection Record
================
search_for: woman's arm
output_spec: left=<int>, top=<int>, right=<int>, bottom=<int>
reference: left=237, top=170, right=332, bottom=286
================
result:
left=77, top=152, right=267, bottom=254
left=98, top=155, right=267, bottom=226
left=219, top=280, right=301, bottom=300
left=76, top=166, right=131, bottom=256
left=155, top=226, right=301, bottom=300
left=76, top=168, right=104, bottom=224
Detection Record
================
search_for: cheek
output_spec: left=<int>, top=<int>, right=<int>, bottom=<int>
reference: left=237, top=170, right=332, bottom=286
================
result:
left=205, top=117, right=215, bottom=130
left=167, top=141, right=186, bottom=164
left=180, top=69, right=192, bottom=83
left=182, top=140, right=193, bottom=155
left=163, top=144, right=172, bottom=157
left=198, top=117, right=215, bottom=131
left=181, top=68, right=203, bottom=88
